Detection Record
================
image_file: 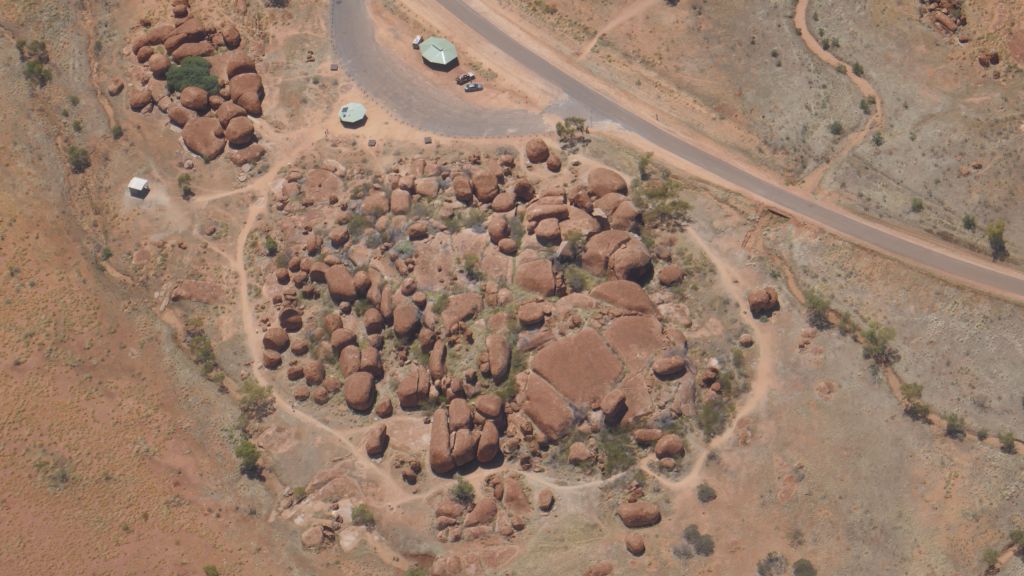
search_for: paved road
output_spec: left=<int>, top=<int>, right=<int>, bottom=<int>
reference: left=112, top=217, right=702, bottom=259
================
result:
left=330, top=0, right=543, bottom=136
left=334, top=0, right=1024, bottom=301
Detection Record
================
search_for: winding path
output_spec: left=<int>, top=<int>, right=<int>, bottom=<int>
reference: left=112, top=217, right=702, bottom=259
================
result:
left=332, top=0, right=1024, bottom=303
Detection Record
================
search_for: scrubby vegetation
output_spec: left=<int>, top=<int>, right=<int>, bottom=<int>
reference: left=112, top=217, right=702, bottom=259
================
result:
left=696, top=482, right=717, bottom=503
left=450, top=478, right=475, bottom=504
left=352, top=503, right=375, bottom=527
left=234, top=439, right=260, bottom=477
left=556, top=116, right=589, bottom=151
left=166, top=56, right=220, bottom=94
left=68, top=146, right=91, bottom=174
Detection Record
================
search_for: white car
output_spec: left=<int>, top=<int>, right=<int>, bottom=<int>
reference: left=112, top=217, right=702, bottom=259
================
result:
left=412, top=35, right=423, bottom=49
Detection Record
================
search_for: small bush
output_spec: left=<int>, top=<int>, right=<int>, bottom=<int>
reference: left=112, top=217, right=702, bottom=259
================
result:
left=347, top=214, right=371, bottom=239
left=792, top=559, right=817, bottom=576
left=900, top=382, right=923, bottom=402
left=804, top=288, right=831, bottom=329
left=861, top=322, right=897, bottom=365
left=852, top=62, right=865, bottom=76
left=977, top=429, right=988, bottom=441
left=696, top=482, right=717, bottom=503
left=239, top=379, right=274, bottom=422
left=683, top=524, right=715, bottom=556
left=431, top=293, right=449, bottom=315
left=234, top=440, right=260, bottom=477
left=872, top=132, right=884, bottom=146
left=68, top=146, right=91, bottom=174
left=563, top=265, right=592, bottom=293
left=697, top=397, right=730, bottom=440
left=72, top=119, right=83, bottom=133
left=962, top=214, right=976, bottom=231
left=987, top=220, right=1008, bottom=261
left=177, top=173, right=193, bottom=198
left=166, top=56, right=219, bottom=94
left=757, top=552, right=789, bottom=576
left=100, top=247, right=113, bottom=261
left=598, top=429, right=635, bottom=477
left=112, top=125, right=124, bottom=140
left=999, top=431, right=1017, bottom=454
left=264, top=236, right=278, bottom=256
left=835, top=63, right=846, bottom=74
left=904, top=401, right=930, bottom=422
left=352, top=503, right=375, bottom=527
left=1009, top=528, right=1024, bottom=548
left=462, top=254, right=483, bottom=282
left=944, top=413, right=966, bottom=439
left=404, top=568, right=428, bottom=576
left=829, top=121, right=843, bottom=136
left=203, top=566, right=221, bottom=576
left=911, top=198, right=924, bottom=213
left=982, top=548, right=999, bottom=567
left=450, top=478, right=475, bottom=504
left=23, top=60, right=52, bottom=87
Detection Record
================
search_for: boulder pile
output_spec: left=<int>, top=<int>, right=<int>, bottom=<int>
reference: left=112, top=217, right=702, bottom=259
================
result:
left=124, top=0, right=266, bottom=164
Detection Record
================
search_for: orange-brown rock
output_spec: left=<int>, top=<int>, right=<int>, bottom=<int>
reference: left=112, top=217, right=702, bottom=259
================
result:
left=343, top=371, right=375, bottom=412
left=616, top=501, right=661, bottom=528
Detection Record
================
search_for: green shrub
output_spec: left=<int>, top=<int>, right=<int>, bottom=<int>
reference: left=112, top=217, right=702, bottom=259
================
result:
left=861, top=322, right=897, bottom=365
left=166, top=56, right=219, bottom=94
left=239, top=379, right=274, bottom=422
left=347, top=214, right=371, bottom=239
left=962, top=214, right=976, bottom=231
left=634, top=177, right=690, bottom=231
left=598, top=429, right=635, bottom=477
left=792, top=559, right=817, bottom=576
left=872, top=132, right=884, bottom=146
left=900, top=382, right=923, bottom=402
left=804, top=288, right=831, bottom=329
left=638, top=152, right=654, bottom=181
left=911, top=198, right=924, bottom=213
left=462, top=254, right=483, bottom=282
left=944, top=413, right=966, bottom=439
left=404, top=568, right=428, bottom=576
left=829, top=121, right=843, bottom=135
left=977, top=429, right=988, bottom=441
left=696, top=482, right=717, bottom=503
left=264, top=236, right=278, bottom=256
left=987, top=220, right=1008, bottom=260
left=23, top=60, right=52, bottom=87
left=234, top=440, right=260, bottom=477
left=450, top=478, right=475, bottom=504
left=904, top=400, right=930, bottom=422
left=697, top=397, right=730, bottom=440
left=100, top=247, right=113, bottom=261
left=352, top=503, right=375, bottom=527
left=112, top=125, right=124, bottom=140
left=72, top=119, right=83, bottom=133
left=68, top=146, right=91, bottom=174
left=203, top=566, right=220, bottom=576
left=1009, top=528, right=1024, bottom=548
left=431, top=293, right=449, bottom=315
left=563, top=265, right=592, bottom=293
left=999, top=431, right=1017, bottom=454
left=982, top=548, right=999, bottom=567
left=852, top=62, right=865, bottom=76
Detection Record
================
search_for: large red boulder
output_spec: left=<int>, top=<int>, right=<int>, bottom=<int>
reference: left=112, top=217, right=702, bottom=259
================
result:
left=181, top=117, right=226, bottom=161
left=343, top=371, right=375, bottom=411
left=588, top=167, right=628, bottom=197
left=616, top=501, right=661, bottom=528
left=225, top=51, right=256, bottom=78
left=430, top=408, right=456, bottom=474
left=525, top=138, right=550, bottom=163
left=179, top=86, right=209, bottom=112
left=225, top=116, right=255, bottom=147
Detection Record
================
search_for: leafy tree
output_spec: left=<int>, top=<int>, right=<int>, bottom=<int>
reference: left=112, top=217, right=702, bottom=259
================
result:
left=234, top=440, right=260, bottom=477
left=861, top=322, right=898, bottom=365
left=852, top=62, right=865, bottom=76
left=166, top=56, right=219, bottom=94
left=634, top=177, right=690, bottom=231
left=792, top=559, right=817, bottom=576
left=264, top=236, right=278, bottom=256
left=829, top=121, right=843, bottom=135
left=962, top=214, right=976, bottom=231
left=872, top=132, right=884, bottom=146
left=450, top=478, right=475, bottom=504
left=68, top=146, right=91, bottom=173
left=911, top=198, right=924, bottom=213
left=555, top=116, right=589, bottom=151
left=112, top=125, right=124, bottom=140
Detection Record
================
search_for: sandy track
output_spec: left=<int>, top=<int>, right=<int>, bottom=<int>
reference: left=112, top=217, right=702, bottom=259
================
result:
left=577, top=0, right=663, bottom=59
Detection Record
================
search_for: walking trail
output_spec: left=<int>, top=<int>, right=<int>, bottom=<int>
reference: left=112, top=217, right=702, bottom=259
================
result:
left=578, top=0, right=663, bottom=59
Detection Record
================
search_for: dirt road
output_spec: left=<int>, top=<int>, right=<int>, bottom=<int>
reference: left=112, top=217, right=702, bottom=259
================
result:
left=333, top=0, right=1024, bottom=303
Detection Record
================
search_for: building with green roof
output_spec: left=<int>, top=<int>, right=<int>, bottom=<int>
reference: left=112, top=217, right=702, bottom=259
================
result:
left=339, top=102, right=367, bottom=127
left=419, top=36, right=458, bottom=69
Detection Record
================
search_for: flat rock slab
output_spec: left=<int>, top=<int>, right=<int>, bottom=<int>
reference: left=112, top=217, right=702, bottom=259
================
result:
left=531, top=327, right=622, bottom=406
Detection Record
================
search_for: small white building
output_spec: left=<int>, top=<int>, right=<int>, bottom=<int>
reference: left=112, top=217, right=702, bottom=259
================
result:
left=128, top=177, right=150, bottom=198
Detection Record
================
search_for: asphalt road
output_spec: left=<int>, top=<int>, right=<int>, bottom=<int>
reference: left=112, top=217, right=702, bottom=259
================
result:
left=333, top=0, right=1024, bottom=301
left=330, top=0, right=543, bottom=136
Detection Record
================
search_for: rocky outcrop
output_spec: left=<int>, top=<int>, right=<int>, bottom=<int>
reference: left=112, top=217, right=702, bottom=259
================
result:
left=747, top=287, right=780, bottom=317
left=525, top=138, right=549, bottom=163
left=343, top=371, right=375, bottom=412
left=429, top=408, right=456, bottom=474
left=588, top=167, right=628, bottom=197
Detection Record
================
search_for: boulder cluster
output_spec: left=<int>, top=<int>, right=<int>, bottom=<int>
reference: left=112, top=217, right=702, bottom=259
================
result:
left=432, top=473, right=540, bottom=543
left=125, top=0, right=266, bottom=165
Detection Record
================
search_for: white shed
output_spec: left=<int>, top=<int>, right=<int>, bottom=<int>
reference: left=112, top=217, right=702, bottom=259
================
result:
left=128, top=177, right=150, bottom=198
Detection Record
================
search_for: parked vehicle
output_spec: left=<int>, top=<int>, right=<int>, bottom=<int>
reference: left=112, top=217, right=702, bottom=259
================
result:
left=455, top=72, right=476, bottom=85
left=463, top=82, right=483, bottom=93
left=412, top=35, right=423, bottom=49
